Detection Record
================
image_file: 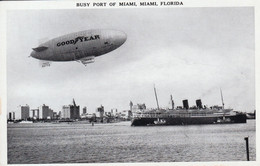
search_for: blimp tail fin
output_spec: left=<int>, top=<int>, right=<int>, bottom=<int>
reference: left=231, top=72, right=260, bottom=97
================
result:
left=32, top=46, right=48, bottom=52
left=39, top=60, right=51, bottom=68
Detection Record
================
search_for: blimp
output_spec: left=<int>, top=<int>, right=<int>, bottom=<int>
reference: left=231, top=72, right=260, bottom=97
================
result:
left=30, top=29, right=127, bottom=67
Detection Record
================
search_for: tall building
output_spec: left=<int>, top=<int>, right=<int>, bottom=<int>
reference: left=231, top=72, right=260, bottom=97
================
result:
left=58, top=111, right=61, bottom=118
left=21, top=105, right=30, bottom=120
left=130, top=101, right=133, bottom=111
left=83, top=107, right=87, bottom=114
left=12, top=112, right=15, bottom=120
left=61, top=99, right=80, bottom=119
left=128, top=110, right=132, bottom=119
left=97, top=105, right=104, bottom=118
left=31, top=109, right=39, bottom=119
left=39, top=104, right=53, bottom=119
left=48, top=109, right=53, bottom=119
left=8, top=112, right=12, bottom=120
left=53, top=112, right=58, bottom=119
left=61, top=106, right=70, bottom=119
left=169, top=95, right=174, bottom=110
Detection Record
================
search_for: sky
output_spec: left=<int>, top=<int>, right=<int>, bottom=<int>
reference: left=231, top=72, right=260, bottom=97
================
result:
left=7, top=7, right=255, bottom=116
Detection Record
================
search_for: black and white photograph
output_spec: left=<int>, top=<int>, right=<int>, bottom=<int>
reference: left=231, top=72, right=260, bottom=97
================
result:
left=0, top=0, right=258, bottom=165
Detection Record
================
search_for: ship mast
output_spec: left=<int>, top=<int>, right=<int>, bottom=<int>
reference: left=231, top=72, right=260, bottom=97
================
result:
left=170, top=94, right=174, bottom=109
left=220, top=88, right=225, bottom=109
left=154, top=85, right=160, bottom=110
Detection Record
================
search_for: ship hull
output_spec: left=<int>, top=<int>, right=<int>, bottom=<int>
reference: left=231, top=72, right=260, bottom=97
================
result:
left=131, top=114, right=247, bottom=126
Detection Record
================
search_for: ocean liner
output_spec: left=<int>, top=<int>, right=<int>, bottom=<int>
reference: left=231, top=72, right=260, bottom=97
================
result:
left=131, top=87, right=247, bottom=126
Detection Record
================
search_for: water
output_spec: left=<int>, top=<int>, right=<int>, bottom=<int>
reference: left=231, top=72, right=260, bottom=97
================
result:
left=7, top=120, right=256, bottom=164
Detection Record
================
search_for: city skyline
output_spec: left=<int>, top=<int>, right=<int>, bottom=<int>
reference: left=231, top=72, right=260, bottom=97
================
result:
left=7, top=8, right=255, bottom=115
left=8, top=99, right=133, bottom=118
left=7, top=100, right=130, bottom=121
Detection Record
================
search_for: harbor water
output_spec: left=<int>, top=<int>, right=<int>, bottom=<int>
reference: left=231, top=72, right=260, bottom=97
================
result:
left=7, top=120, right=256, bottom=164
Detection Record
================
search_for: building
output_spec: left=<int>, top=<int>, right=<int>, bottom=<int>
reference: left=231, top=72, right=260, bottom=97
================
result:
left=48, top=109, right=53, bottom=119
left=7, top=112, right=15, bottom=120
left=30, top=109, right=39, bottom=119
left=169, top=95, right=174, bottom=109
left=111, top=108, right=118, bottom=116
left=81, top=107, right=88, bottom=118
left=83, top=107, right=87, bottom=114
left=8, top=112, right=12, bottom=120
left=97, top=105, right=104, bottom=118
left=130, top=101, right=133, bottom=111
left=12, top=112, right=15, bottom=120
left=62, top=105, right=70, bottom=119
left=121, top=110, right=132, bottom=120
left=53, top=112, right=58, bottom=119
left=39, top=104, right=53, bottom=119
left=21, top=105, right=30, bottom=120
left=61, top=99, right=80, bottom=119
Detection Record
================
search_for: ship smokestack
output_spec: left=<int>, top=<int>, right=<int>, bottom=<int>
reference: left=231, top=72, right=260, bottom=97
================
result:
left=182, top=99, right=189, bottom=109
left=196, top=99, right=203, bottom=109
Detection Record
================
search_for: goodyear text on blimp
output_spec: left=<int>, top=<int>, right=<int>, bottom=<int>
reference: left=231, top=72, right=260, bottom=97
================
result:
left=56, top=35, right=100, bottom=47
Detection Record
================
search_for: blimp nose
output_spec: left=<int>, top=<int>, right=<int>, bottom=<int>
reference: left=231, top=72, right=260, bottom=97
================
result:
left=30, top=51, right=36, bottom=58
left=114, top=31, right=127, bottom=46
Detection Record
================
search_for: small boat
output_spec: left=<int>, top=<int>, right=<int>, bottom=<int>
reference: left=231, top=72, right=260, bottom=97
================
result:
left=19, top=121, right=33, bottom=124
